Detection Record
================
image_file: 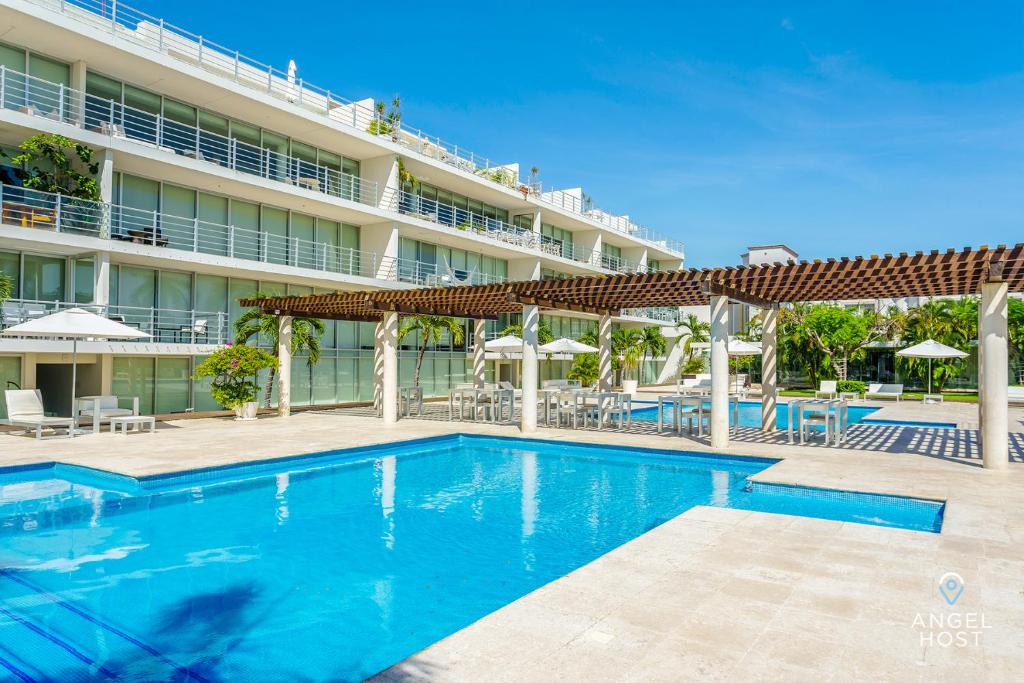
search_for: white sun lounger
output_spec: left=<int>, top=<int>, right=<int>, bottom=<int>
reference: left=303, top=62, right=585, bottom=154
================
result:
left=865, top=383, right=903, bottom=401
left=4, top=389, right=75, bottom=439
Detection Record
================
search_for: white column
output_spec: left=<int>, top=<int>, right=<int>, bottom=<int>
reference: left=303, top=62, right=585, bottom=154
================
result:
left=382, top=311, right=399, bottom=425
left=98, top=150, right=114, bottom=203
left=473, top=318, right=486, bottom=388
left=373, top=320, right=385, bottom=412
left=92, top=252, right=110, bottom=306
left=521, top=304, right=539, bottom=432
left=598, top=312, right=612, bottom=391
left=277, top=315, right=292, bottom=418
left=70, top=60, right=87, bottom=126
left=760, top=307, right=778, bottom=432
left=710, top=295, right=730, bottom=448
left=979, top=281, right=1008, bottom=469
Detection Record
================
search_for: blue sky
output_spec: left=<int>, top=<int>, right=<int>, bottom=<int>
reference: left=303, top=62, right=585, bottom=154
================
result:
left=144, top=1, right=1022, bottom=267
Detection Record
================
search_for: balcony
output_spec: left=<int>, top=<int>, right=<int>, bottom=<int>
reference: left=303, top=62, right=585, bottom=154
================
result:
left=0, top=66, right=381, bottom=207
left=0, top=298, right=229, bottom=344
left=395, top=258, right=505, bottom=288
left=621, top=307, right=682, bottom=324
left=18, top=0, right=684, bottom=255
left=0, top=184, right=390, bottom=281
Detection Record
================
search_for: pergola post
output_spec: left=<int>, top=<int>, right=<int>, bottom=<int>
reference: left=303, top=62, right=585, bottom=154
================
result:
left=598, top=312, right=613, bottom=391
left=277, top=315, right=292, bottom=418
left=373, top=320, right=385, bottom=413
left=521, top=304, right=539, bottom=432
left=381, top=311, right=399, bottom=425
left=709, top=295, right=730, bottom=448
left=473, top=318, right=487, bottom=388
left=761, top=307, right=778, bottom=432
left=979, top=281, right=1009, bottom=469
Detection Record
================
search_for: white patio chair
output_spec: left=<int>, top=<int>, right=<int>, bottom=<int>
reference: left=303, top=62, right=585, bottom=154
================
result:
left=816, top=380, right=838, bottom=399
left=76, top=395, right=139, bottom=434
left=4, top=389, right=74, bottom=439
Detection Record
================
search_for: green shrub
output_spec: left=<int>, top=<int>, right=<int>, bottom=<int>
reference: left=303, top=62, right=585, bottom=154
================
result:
left=837, top=380, right=866, bottom=395
left=193, top=344, right=278, bottom=409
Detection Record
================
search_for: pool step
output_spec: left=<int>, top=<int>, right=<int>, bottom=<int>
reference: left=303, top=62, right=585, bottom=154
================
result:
left=0, top=570, right=207, bottom=682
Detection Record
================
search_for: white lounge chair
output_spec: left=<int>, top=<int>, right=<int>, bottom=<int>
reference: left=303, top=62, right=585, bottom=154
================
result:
left=865, top=383, right=903, bottom=401
left=76, top=395, right=139, bottom=434
left=4, top=389, right=75, bottom=439
left=816, top=380, right=838, bottom=399
left=499, top=381, right=523, bottom=401
left=1008, top=386, right=1024, bottom=405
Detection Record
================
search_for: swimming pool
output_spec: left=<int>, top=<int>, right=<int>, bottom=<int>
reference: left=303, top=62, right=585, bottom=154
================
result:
left=631, top=400, right=957, bottom=429
left=0, top=435, right=944, bottom=681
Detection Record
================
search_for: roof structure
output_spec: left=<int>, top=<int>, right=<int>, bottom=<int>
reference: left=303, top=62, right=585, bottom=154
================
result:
left=241, top=244, right=1024, bottom=321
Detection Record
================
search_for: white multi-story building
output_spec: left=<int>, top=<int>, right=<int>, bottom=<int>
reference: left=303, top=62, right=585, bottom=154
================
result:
left=0, top=0, right=685, bottom=417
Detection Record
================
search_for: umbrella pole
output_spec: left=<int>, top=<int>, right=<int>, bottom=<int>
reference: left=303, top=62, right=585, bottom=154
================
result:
left=928, top=358, right=932, bottom=395
left=70, top=337, right=77, bottom=437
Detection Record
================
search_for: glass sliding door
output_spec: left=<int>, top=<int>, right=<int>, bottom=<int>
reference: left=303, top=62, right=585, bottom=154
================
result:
left=112, top=357, right=155, bottom=415
left=229, top=200, right=260, bottom=261
left=162, top=184, right=197, bottom=251
left=123, top=85, right=161, bottom=145
left=158, top=270, right=192, bottom=342
left=155, top=357, right=191, bottom=414
left=21, top=254, right=65, bottom=303
left=290, top=213, right=315, bottom=269
left=198, top=192, right=229, bottom=256
left=261, top=207, right=288, bottom=265
left=162, top=99, right=198, bottom=155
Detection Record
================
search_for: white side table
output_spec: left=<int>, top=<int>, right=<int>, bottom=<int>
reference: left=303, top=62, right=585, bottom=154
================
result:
left=110, top=415, right=156, bottom=434
left=922, top=393, right=944, bottom=404
left=839, top=391, right=859, bottom=402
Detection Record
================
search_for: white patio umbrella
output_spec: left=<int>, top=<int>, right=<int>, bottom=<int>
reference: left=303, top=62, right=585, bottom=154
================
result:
left=484, top=334, right=524, bottom=354
left=538, top=338, right=598, bottom=355
left=286, top=59, right=298, bottom=102
left=896, top=339, right=968, bottom=395
left=2, top=308, right=150, bottom=430
left=693, top=338, right=762, bottom=393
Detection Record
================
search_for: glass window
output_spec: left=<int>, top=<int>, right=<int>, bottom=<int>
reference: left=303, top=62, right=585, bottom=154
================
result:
left=318, top=150, right=341, bottom=170
left=158, top=270, right=192, bottom=312
left=262, top=131, right=289, bottom=181
left=27, top=53, right=69, bottom=116
left=116, top=265, right=156, bottom=309
left=230, top=122, right=262, bottom=176
left=198, top=192, right=229, bottom=256
left=316, top=218, right=339, bottom=271
left=197, top=110, right=230, bottom=165
left=21, top=254, right=64, bottom=301
left=123, top=85, right=161, bottom=143
left=290, top=213, right=315, bottom=269
left=0, top=250, right=19, bottom=298
left=155, top=358, right=191, bottom=414
left=162, top=99, right=197, bottom=154
left=84, top=71, right=122, bottom=130
left=230, top=200, right=260, bottom=260
left=0, top=43, right=26, bottom=72
left=162, top=184, right=196, bottom=250
left=74, top=258, right=94, bottom=304
left=195, top=274, right=227, bottom=317
left=112, top=357, right=155, bottom=415
left=0, top=356, right=21, bottom=419
left=261, top=206, right=288, bottom=265
left=120, top=174, right=160, bottom=211
left=228, top=278, right=257, bottom=329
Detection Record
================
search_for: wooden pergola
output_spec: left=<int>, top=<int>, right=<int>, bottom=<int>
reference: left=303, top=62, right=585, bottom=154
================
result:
left=242, top=244, right=1023, bottom=468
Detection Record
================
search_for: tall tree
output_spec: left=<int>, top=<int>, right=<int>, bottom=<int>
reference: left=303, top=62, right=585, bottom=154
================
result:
left=612, top=328, right=645, bottom=382
left=676, top=313, right=710, bottom=373
left=801, top=305, right=894, bottom=380
left=398, top=315, right=465, bottom=387
left=637, top=326, right=667, bottom=383
left=234, top=298, right=326, bottom=407
left=4, top=134, right=100, bottom=200
left=500, top=321, right=554, bottom=345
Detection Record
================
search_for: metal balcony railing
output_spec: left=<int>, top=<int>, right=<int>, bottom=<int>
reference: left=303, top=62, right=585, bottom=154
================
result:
left=0, top=184, right=388, bottom=279
left=395, top=258, right=505, bottom=287
left=0, top=298, right=229, bottom=344
left=0, top=66, right=380, bottom=207
left=621, top=307, right=681, bottom=323
left=21, top=0, right=684, bottom=255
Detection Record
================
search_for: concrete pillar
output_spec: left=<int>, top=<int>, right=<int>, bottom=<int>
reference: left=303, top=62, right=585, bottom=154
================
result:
left=93, top=252, right=110, bottom=307
left=521, top=304, right=539, bottom=432
left=531, top=208, right=542, bottom=234
left=277, top=315, right=292, bottom=417
left=979, top=281, right=1008, bottom=469
left=381, top=311, right=399, bottom=425
left=361, top=222, right=400, bottom=280
left=709, top=295, right=730, bottom=448
left=373, top=320, right=385, bottom=411
left=21, top=353, right=37, bottom=390
left=99, top=353, right=113, bottom=395
left=598, top=312, right=613, bottom=391
left=473, top=318, right=486, bottom=388
left=98, top=150, right=114, bottom=203
left=70, top=60, right=87, bottom=126
left=760, top=307, right=778, bottom=432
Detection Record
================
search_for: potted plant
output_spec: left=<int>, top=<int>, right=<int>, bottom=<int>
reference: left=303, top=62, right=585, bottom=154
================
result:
left=193, top=344, right=278, bottom=420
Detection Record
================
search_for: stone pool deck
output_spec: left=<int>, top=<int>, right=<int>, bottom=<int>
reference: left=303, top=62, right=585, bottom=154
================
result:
left=1, top=399, right=1022, bottom=680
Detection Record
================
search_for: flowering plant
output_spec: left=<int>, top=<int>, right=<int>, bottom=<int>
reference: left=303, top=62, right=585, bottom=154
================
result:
left=193, top=345, right=277, bottom=409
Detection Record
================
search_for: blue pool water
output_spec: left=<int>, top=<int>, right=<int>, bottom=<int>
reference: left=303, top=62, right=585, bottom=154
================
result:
left=0, top=435, right=944, bottom=681
left=632, top=400, right=956, bottom=430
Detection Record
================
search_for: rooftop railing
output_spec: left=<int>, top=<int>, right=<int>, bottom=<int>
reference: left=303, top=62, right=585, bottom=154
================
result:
left=23, top=0, right=685, bottom=257
left=0, top=66, right=381, bottom=207
left=0, top=298, right=229, bottom=344
left=621, top=307, right=682, bottom=323
left=0, top=184, right=390, bottom=280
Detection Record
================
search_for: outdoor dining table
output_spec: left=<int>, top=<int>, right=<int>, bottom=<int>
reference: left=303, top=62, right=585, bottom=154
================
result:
left=787, top=398, right=848, bottom=446
left=399, top=386, right=423, bottom=418
left=658, top=394, right=739, bottom=437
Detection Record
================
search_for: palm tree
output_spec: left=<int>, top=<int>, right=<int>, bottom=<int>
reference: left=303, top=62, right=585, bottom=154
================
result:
left=612, top=328, right=644, bottom=382
left=234, top=298, right=326, bottom=408
left=676, top=314, right=710, bottom=373
left=398, top=315, right=465, bottom=387
left=637, top=326, right=667, bottom=384
left=0, top=272, right=12, bottom=324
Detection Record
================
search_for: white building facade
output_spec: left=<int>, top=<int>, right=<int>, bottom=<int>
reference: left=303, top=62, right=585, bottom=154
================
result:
left=0, top=0, right=685, bottom=417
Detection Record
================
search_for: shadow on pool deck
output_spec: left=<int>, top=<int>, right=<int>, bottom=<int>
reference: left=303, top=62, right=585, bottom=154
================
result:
left=317, top=403, right=1024, bottom=469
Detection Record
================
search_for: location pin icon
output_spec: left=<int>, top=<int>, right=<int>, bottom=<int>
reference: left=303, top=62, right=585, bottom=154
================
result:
left=938, top=572, right=964, bottom=606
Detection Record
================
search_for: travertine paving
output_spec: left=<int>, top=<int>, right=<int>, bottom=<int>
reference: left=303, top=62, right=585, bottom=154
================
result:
left=1, top=400, right=1022, bottom=681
